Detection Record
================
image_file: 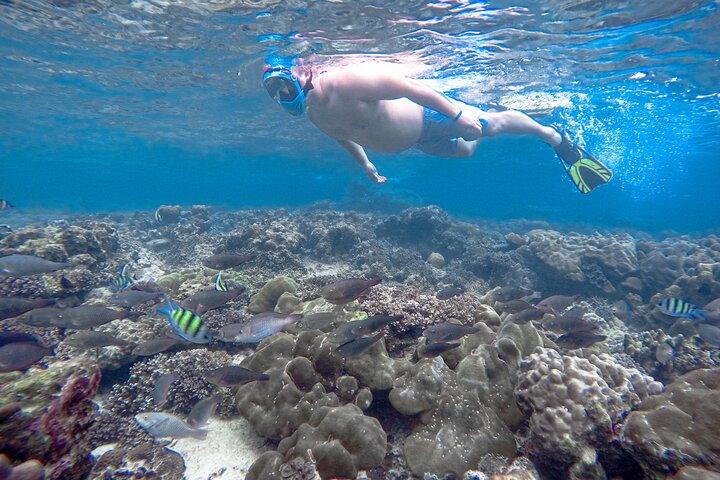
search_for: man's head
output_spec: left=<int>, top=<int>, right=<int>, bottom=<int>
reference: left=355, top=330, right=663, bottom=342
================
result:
left=262, top=56, right=312, bottom=116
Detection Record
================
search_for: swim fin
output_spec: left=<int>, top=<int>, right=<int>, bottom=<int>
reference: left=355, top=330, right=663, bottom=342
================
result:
left=551, top=126, right=612, bottom=194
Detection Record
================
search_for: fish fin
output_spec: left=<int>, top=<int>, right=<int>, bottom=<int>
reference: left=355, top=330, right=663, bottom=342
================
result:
left=191, top=428, right=208, bottom=440
left=690, top=309, right=708, bottom=321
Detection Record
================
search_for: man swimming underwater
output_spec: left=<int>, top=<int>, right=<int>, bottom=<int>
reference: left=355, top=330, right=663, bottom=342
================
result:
left=262, top=56, right=612, bottom=194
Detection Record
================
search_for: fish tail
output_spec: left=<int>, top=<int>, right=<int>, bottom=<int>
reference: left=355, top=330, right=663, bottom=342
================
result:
left=191, top=428, right=208, bottom=440
left=690, top=309, right=708, bottom=321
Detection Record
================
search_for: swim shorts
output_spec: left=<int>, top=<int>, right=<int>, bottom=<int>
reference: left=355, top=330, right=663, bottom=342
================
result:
left=415, top=107, right=463, bottom=157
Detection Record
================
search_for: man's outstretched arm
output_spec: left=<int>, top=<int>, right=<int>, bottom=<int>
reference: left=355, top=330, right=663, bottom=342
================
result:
left=337, top=139, right=386, bottom=184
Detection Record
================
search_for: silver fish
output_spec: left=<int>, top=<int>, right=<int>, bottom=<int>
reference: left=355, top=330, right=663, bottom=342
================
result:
left=152, top=373, right=178, bottom=406
left=134, top=412, right=207, bottom=440
left=204, top=365, right=269, bottom=387
left=418, top=341, right=461, bottom=358
left=64, top=331, right=127, bottom=349
left=436, top=286, right=465, bottom=300
left=108, top=290, right=163, bottom=308
left=423, top=323, right=480, bottom=342
left=132, top=337, right=181, bottom=356
left=543, top=307, right=597, bottom=333
left=224, top=313, right=302, bottom=343
left=0, top=333, right=52, bottom=373
left=20, top=305, right=130, bottom=329
left=335, top=332, right=385, bottom=357
left=182, top=288, right=244, bottom=315
left=0, top=297, right=55, bottom=320
left=536, top=295, right=579, bottom=314
left=321, top=278, right=381, bottom=305
left=508, top=307, right=544, bottom=324
left=0, top=254, right=69, bottom=276
left=202, top=253, right=254, bottom=270
left=187, top=396, right=221, bottom=429
left=328, top=314, right=402, bottom=343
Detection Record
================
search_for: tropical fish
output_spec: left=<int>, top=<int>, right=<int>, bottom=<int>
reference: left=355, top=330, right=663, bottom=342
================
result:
left=697, top=323, right=720, bottom=347
left=132, top=337, right=181, bottom=356
left=543, top=306, right=597, bottom=333
left=154, top=206, right=181, bottom=224
left=656, top=298, right=707, bottom=320
left=203, top=365, right=270, bottom=387
left=328, top=314, right=402, bottom=343
left=109, top=264, right=136, bottom=291
left=297, top=312, right=338, bottom=331
left=64, top=331, right=127, bottom=349
left=152, top=373, right=179, bottom=406
left=0, top=254, right=70, bottom=277
left=134, top=412, right=207, bottom=440
left=0, top=200, right=13, bottom=211
left=187, top=396, right=221, bottom=429
left=223, top=312, right=302, bottom=343
left=156, top=299, right=212, bottom=344
left=508, top=307, right=545, bottom=324
left=18, top=305, right=130, bottom=329
left=556, top=331, right=606, bottom=349
left=536, top=295, right=579, bottom=314
left=491, top=286, right=534, bottom=302
left=182, top=287, right=244, bottom=315
left=612, top=300, right=631, bottom=321
left=321, top=278, right=381, bottom=305
left=496, top=299, right=533, bottom=314
left=202, top=253, right=254, bottom=270
left=418, top=341, right=461, bottom=358
left=655, top=341, right=674, bottom=364
left=335, top=332, right=384, bottom=357
left=213, top=272, right=227, bottom=292
left=108, top=290, right=163, bottom=308
left=423, top=323, right=480, bottom=342
left=436, top=286, right=465, bottom=301
left=0, top=297, right=55, bottom=320
left=0, top=333, right=53, bottom=373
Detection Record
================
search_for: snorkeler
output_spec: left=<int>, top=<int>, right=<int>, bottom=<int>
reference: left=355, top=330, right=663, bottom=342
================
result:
left=262, top=56, right=612, bottom=194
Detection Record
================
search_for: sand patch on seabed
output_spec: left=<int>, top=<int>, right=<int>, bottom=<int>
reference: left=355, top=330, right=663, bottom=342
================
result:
left=171, top=417, right=266, bottom=480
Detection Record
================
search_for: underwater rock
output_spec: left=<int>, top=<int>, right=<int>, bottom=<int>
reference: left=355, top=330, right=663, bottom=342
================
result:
left=89, top=444, right=185, bottom=480
left=390, top=356, right=516, bottom=476
left=427, top=252, right=445, bottom=268
left=515, top=347, right=662, bottom=479
left=276, top=404, right=386, bottom=479
left=307, top=220, right=360, bottom=256
left=518, top=229, right=638, bottom=295
left=247, top=276, right=298, bottom=313
left=621, top=367, right=720, bottom=476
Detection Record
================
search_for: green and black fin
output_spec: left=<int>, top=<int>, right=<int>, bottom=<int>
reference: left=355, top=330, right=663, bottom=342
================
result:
left=551, top=126, right=612, bottom=194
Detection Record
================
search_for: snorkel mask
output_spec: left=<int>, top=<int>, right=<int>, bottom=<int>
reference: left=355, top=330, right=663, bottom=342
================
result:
left=262, top=57, right=310, bottom=116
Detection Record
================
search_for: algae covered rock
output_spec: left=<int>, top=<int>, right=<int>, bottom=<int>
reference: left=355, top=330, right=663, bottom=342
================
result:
left=277, top=404, right=386, bottom=479
left=621, top=367, right=720, bottom=476
left=427, top=252, right=446, bottom=268
left=248, top=276, right=298, bottom=313
left=390, top=356, right=516, bottom=476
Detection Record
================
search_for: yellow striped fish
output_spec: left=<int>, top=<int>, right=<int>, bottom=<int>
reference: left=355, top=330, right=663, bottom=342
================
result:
left=156, top=299, right=212, bottom=343
left=657, top=297, right=707, bottom=320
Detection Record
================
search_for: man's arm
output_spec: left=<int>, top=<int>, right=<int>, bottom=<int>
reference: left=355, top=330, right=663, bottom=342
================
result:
left=337, top=139, right=386, bottom=184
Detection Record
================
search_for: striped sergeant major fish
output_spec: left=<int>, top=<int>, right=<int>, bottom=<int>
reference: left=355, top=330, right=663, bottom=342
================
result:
left=156, top=298, right=212, bottom=344
left=110, top=264, right=136, bottom=291
left=657, top=297, right=707, bottom=320
left=213, top=272, right=227, bottom=292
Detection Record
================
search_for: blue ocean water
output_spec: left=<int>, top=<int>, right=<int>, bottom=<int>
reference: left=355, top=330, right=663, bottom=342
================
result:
left=1, top=0, right=719, bottom=232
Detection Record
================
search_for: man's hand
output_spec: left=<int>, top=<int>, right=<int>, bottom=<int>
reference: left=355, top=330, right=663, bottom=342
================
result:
left=368, top=172, right=387, bottom=184
left=455, top=113, right=485, bottom=141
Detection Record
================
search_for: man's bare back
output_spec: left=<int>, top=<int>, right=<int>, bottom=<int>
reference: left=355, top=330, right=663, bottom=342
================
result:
left=261, top=57, right=613, bottom=193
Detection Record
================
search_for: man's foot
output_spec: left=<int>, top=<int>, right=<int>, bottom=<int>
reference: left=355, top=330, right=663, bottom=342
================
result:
left=550, top=126, right=613, bottom=194
left=368, top=172, right=387, bottom=184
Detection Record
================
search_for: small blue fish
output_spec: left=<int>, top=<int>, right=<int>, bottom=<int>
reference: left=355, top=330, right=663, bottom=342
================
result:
left=213, top=272, right=227, bottom=292
left=156, top=298, right=212, bottom=344
left=110, top=264, right=136, bottom=291
left=657, top=298, right=707, bottom=320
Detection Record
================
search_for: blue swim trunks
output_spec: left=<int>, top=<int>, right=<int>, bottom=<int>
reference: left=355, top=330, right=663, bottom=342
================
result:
left=415, top=107, right=465, bottom=157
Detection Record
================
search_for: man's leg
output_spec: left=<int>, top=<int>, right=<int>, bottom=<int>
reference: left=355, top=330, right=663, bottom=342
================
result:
left=481, top=110, right=561, bottom=146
